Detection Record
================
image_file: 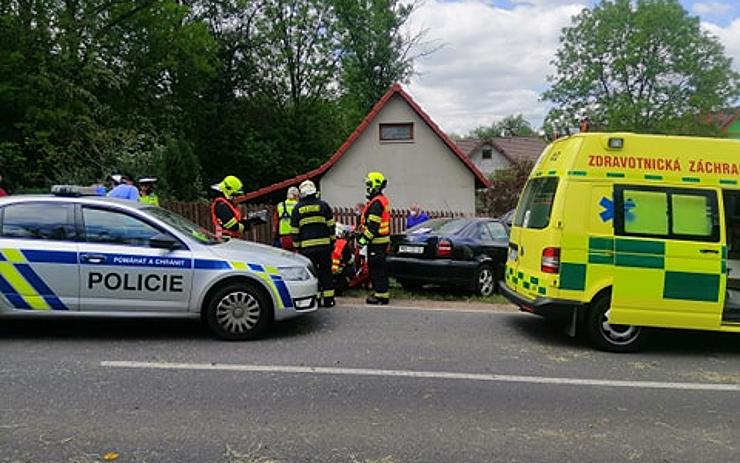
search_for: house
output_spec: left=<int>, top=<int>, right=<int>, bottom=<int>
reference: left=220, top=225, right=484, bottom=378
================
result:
left=719, top=110, right=740, bottom=139
left=456, top=136, right=547, bottom=177
left=238, top=84, right=491, bottom=214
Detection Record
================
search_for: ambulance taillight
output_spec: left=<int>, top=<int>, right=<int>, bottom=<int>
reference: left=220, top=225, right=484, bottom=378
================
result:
left=541, top=247, right=560, bottom=274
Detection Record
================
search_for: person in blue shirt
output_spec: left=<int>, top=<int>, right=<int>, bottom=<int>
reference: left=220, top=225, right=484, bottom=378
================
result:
left=406, top=202, right=429, bottom=229
left=107, top=174, right=139, bottom=201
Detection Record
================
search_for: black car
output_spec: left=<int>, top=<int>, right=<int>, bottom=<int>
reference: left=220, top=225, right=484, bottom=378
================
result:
left=387, top=217, right=509, bottom=296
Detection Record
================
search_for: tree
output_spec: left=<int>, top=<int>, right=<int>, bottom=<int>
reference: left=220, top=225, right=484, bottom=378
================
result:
left=471, top=114, right=537, bottom=139
left=333, top=0, right=421, bottom=118
left=542, top=0, right=740, bottom=135
left=480, top=161, right=533, bottom=216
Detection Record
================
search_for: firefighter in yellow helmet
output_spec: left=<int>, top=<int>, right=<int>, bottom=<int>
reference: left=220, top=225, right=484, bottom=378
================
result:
left=358, top=171, right=391, bottom=305
left=291, top=180, right=336, bottom=307
left=210, top=176, right=245, bottom=239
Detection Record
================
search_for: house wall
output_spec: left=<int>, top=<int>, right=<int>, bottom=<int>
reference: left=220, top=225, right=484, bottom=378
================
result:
left=468, top=145, right=511, bottom=176
left=320, top=95, right=476, bottom=213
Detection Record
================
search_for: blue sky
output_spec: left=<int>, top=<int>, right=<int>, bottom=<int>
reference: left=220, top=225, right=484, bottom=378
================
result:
left=407, top=0, right=740, bottom=133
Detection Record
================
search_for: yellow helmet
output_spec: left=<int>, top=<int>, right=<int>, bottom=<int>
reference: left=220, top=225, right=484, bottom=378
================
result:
left=211, top=175, right=244, bottom=199
left=365, top=171, right=386, bottom=197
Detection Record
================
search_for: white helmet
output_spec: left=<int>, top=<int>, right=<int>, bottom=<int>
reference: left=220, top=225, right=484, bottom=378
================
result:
left=299, top=180, right=317, bottom=197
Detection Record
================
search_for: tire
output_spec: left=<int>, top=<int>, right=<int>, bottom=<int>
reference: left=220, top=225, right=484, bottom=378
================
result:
left=398, top=279, right=424, bottom=291
left=474, top=264, right=496, bottom=296
left=585, top=294, right=646, bottom=353
left=204, top=281, right=272, bottom=341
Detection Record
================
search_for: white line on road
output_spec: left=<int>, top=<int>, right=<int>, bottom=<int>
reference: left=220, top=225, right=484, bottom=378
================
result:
left=101, top=361, right=740, bottom=393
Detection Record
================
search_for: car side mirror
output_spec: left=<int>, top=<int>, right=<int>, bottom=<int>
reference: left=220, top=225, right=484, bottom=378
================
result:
left=150, top=233, right=180, bottom=250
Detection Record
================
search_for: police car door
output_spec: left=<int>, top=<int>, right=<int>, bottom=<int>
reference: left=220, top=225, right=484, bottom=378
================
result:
left=0, top=201, right=79, bottom=311
left=79, top=206, right=193, bottom=312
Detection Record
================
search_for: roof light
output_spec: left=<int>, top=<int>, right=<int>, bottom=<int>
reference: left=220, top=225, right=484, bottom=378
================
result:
left=51, top=185, right=100, bottom=197
left=608, top=137, right=624, bottom=150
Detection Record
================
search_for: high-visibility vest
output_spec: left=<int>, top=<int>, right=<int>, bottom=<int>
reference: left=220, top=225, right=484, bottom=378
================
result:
left=361, top=194, right=391, bottom=244
left=277, top=199, right=297, bottom=236
left=139, top=193, right=159, bottom=207
left=332, top=238, right=348, bottom=274
left=210, top=197, right=242, bottom=239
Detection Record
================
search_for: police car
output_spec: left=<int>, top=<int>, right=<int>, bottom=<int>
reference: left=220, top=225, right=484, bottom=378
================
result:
left=0, top=188, right=319, bottom=340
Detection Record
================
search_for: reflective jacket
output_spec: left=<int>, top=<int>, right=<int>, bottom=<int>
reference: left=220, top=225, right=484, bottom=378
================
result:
left=211, top=197, right=243, bottom=239
left=360, top=194, right=390, bottom=245
left=276, top=199, right=297, bottom=236
left=139, top=193, right=160, bottom=207
left=332, top=238, right=349, bottom=274
left=290, top=197, right=335, bottom=250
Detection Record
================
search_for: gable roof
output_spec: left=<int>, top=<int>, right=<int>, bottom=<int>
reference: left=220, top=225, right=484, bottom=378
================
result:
left=237, top=84, right=491, bottom=203
left=457, top=136, right=546, bottom=164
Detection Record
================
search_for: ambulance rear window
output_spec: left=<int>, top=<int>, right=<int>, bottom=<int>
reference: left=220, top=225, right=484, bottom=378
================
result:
left=514, top=178, right=558, bottom=229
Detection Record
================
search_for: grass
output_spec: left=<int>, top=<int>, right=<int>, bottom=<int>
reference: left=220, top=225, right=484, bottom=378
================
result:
left=340, top=279, right=509, bottom=305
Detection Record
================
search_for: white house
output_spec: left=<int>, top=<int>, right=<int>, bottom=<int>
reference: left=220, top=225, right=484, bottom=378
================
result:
left=240, top=84, right=490, bottom=214
left=456, top=137, right=547, bottom=177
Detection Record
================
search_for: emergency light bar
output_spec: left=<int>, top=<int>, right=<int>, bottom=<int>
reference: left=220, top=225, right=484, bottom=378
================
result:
left=51, top=185, right=101, bottom=197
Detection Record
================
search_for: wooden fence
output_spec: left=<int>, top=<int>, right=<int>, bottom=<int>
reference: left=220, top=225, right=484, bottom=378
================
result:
left=162, top=201, right=470, bottom=245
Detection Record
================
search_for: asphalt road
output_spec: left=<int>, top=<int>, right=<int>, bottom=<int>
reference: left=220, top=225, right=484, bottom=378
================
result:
left=1, top=304, right=740, bottom=463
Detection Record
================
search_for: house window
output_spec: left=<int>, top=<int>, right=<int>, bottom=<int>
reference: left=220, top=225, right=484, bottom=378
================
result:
left=379, top=123, right=413, bottom=141
left=482, top=148, right=493, bottom=160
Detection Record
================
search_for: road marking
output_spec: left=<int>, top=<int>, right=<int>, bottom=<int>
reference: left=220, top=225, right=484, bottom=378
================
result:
left=101, top=361, right=740, bottom=392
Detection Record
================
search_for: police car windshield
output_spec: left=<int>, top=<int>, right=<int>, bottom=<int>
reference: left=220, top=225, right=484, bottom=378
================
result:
left=144, top=207, right=221, bottom=245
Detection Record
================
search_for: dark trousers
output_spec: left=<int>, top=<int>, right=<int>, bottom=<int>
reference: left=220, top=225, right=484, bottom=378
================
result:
left=301, top=246, right=334, bottom=297
left=368, top=244, right=389, bottom=297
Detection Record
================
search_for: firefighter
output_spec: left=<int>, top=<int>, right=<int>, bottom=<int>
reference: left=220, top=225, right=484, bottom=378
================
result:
left=210, top=175, right=248, bottom=239
left=274, top=186, right=299, bottom=250
left=138, top=177, right=160, bottom=206
left=358, top=171, right=391, bottom=305
left=291, top=180, right=335, bottom=308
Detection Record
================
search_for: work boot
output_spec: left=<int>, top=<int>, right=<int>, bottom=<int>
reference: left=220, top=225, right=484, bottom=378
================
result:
left=365, top=294, right=389, bottom=305
left=322, top=296, right=335, bottom=308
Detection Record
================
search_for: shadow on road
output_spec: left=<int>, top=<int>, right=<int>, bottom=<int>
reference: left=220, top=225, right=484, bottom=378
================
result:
left=504, top=311, right=740, bottom=356
left=0, top=311, right=330, bottom=342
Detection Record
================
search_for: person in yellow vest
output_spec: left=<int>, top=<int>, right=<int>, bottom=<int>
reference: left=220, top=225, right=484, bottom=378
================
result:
left=138, top=177, right=160, bottom=206
left=274, top=186, right=299, bottom=251
left=358, top=172, right=391, bottom=305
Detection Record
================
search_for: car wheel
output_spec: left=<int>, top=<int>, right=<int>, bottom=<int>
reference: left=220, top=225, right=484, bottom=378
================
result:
left=398, top=279, right=424, bottom=291
left=474, top=264, right=496, bottom=296
left=585, top=294, right=646, bottom=353
left=205, top=282, right=272, bottom=340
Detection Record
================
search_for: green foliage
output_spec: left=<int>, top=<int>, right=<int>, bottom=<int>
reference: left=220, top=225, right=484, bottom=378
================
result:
left=542, top=0, right=740, bottom=135
left=471, top=114, right=537, bottom=139
left=480, top=161, right=533, bottom=216
left=0, top=0, right=425, bottom=197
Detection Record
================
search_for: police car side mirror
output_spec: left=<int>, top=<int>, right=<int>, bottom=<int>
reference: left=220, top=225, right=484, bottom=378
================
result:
left=149, top=233, right=180, bottom=250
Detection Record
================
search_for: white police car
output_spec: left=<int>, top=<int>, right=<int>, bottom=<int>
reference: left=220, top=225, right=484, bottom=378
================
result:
left=0, top=188, right=319, bottom=340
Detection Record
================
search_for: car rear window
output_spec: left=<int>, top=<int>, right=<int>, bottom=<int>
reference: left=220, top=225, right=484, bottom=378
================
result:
left=407, top=218, right=469, bottom=235
left=513, top=177, right=559, bottom=229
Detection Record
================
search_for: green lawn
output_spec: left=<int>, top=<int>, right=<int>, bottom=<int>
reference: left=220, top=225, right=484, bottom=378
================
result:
left=339, top=279, right=509, bottom=304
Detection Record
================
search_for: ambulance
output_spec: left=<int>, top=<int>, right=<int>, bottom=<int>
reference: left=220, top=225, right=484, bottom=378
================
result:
left=500, top=132, right=740, bottom=352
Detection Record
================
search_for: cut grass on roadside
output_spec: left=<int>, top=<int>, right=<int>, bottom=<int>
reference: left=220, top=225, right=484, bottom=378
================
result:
left=340, top=280, right=509, bottom=305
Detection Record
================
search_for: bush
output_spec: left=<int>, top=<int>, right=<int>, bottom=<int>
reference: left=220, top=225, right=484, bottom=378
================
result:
left=480, top=161, right=533, bottom=216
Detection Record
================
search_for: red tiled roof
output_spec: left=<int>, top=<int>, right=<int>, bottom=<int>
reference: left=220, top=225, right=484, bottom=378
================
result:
left=457, top=136, right=546, bottom=164
left=237, top=84, right=491, bottom=203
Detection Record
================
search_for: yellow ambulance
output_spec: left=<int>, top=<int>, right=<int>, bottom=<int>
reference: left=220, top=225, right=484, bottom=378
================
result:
left=500, top=132, right=740, bottom=352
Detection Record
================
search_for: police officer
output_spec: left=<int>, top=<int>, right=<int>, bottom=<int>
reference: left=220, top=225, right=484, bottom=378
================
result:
left=210, top=175, right=248, bottom=239
left=138, top=177, right=160, bottom=206
left=358, top=172, right=391, bottom=305
left=274, top=186, right=299, bottom=250
left=291, top=180, right=336, bottom=308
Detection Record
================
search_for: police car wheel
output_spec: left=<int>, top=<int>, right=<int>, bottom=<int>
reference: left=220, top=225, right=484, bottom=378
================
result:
left=475, top=264, right=495, bottom=297
left=586, top=295, right=646, bottom=353
left=205, top=282, right=271, bottom=340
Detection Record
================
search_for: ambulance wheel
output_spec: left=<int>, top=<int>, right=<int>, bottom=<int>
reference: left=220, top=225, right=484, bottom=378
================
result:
left=474, top=264, right=496, bottom=296
left=205, top=282, right=272, bottom=340
left=586, top=295, right=646, bottom=353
